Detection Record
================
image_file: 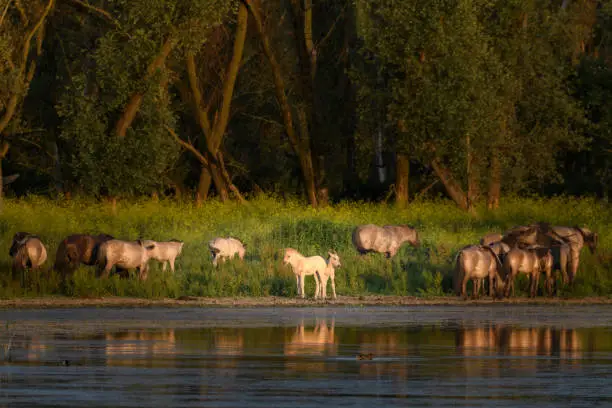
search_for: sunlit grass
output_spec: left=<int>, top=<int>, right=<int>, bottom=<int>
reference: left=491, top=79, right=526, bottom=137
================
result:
left=0, top=194, right=610, bottom=298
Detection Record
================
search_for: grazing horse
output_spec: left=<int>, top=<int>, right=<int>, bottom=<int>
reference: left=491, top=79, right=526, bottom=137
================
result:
left=97, top=239, right=157, bottom=280
left=54, top=233, right=115, bottom=278
left=9, top=232, right=47, bottom=284
left=142, top=239, right=184, bottom=272
left=317, top=251, right=341, bottom=300
left=454, top=245, right=504, bottom=299
left=283, top=248, right=326, bottom=299
left=352, top=224, right=419, bottom=258
left=208, top=237, right=246, bottom=267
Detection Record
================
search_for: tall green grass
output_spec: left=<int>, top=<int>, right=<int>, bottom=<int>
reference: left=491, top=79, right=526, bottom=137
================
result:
left=0, top=194, right=610, bottom=299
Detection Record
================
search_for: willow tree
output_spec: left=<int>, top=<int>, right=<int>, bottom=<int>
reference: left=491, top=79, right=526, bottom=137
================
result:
left=355, top=0, right=586, bottom=211
left=0, top=0, right=54, bottom=207
left=57, top=0, right=236, bottom=198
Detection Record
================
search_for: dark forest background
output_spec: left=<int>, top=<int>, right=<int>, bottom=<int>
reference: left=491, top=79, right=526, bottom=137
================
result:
left=1, top=0, right=611, bottom=211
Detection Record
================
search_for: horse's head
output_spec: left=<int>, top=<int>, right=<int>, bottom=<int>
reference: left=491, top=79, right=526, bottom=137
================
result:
left=576, top=227, right=598, bottom=254
left=585, top=231, right=598, bottom=254
left=9, top=232, right=31, bottom=257
left=327, top=250, right=341, bottom=268
left=283, top=248, right=298, bottom=266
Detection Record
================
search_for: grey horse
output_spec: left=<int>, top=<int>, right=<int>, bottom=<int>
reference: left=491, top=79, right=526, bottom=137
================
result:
left=502, top=223, right=597, bottom=283
left=454, top=245, right=504, bottom=299
left=503, top=246, right=553, bottom=298
left=9, top=232, right=48, bottom=285
left=352, top=224, right=419, bottom=258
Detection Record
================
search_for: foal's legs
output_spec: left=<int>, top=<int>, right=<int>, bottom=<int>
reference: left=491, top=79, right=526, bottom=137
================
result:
left=299, top=274, right=306, bottom=298
left=330, top=275, right=337, bottom=300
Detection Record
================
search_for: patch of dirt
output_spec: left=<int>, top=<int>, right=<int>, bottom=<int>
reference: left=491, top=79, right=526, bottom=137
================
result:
left=0, top=295, right=610, bottom=309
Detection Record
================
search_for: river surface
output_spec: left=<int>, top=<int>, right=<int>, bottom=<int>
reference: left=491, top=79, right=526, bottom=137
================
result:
left=0, top=305, right=610, bottom=407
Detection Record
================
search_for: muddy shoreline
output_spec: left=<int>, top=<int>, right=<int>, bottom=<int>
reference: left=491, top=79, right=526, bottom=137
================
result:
left=0, top=295, right=610, bottom=309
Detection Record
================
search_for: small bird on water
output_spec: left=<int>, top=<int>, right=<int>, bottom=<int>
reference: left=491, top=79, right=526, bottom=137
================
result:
left=356, top=353, right=374, bottom=361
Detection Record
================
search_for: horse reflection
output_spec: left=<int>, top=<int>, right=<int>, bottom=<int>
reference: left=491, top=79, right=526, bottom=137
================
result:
left=457, top=325, right=583, bottom=377
left=212, top=329, right=244, bottom=369
left=105, top=329, right=176, bottom=366
left=284, top=318, right=337, bottom=373
left=457, top=326, right=583, bottom=358
left=24, top=336, right=48, bottom=362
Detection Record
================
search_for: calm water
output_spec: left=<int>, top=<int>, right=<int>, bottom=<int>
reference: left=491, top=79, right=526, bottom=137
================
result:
left=0, top=306, right=610, bottom=407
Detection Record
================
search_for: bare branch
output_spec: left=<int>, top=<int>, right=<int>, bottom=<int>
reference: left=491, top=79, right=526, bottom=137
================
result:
left=316, top=7, right=345, bottom=52
left=68, top=0, right=121, bottom=28
left=0, top=141, right=9, bottom=159
left=217, top=151, right=246, bottom=203
left=165, top=125, right=209, bottom=166
left=0, top=0, right=12, bottom=29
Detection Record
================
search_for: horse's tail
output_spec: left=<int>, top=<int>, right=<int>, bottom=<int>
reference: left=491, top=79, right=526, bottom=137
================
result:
left=481, top=245, right=503, bottom=272
left=453, top=250, right=464, bottom=296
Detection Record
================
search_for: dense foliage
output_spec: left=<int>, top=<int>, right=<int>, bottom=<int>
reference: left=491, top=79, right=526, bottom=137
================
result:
left=0, top=0, right=609, bottom=207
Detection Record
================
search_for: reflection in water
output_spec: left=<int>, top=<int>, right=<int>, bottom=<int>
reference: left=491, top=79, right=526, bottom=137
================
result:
left=285, top=318, right=336, bottom=356
left=284, top=318, right=337, bottom=373
left=457, top=325, right=583, bottom=358
left=0, top=308, right=611, bottom=407
left=105, top=329, right=176, bottom=366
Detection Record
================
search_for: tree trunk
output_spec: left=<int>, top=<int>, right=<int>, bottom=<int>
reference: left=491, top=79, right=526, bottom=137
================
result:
left=431, top=159, right=472, bottom=212
left=196, top=166, right=212, bottom=205
left=396, top=153, right=409, bottom=208
left=487, top=154, right=501, bottom=210
left=0, top=142, right=9, bottom=213
left=208, top=158, right=229, bottom=202
left=180, top=4, right=248, bottom=203
left=110, top=196, right=117, bottom=215
left=466, top=133, right=480, bottom=209
left=245, top=0, right=318, bottom=207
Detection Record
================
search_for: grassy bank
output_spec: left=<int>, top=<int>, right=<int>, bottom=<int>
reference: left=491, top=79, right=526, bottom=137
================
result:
left=0, top=195, right=610, bottom=299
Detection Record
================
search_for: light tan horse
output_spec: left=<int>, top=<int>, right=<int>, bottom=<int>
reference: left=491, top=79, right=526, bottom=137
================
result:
left=503, top=246, right=553, bottom=297
left=283, top=248, right=326, bottom=299
left=141, top=239, right=184, bottom=272
left=9, top=232, right=48, bottom=285
left=208, top=237, right=246, bottom=267
left=454, top=245, right=504, bottom=299
left=317, top=251, right=341, bottom=300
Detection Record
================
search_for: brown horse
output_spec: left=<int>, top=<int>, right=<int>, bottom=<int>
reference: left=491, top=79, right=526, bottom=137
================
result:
left=53, top=233, right=115, bottom=278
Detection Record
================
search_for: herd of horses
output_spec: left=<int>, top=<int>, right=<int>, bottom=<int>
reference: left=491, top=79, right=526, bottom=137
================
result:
left=455, top=223, right=598, bottom=298
left=5, top=222, right=598, bottom=299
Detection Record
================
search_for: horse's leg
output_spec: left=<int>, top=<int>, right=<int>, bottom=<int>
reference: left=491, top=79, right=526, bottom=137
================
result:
left=462, top=276, right=469, bottom=300
left=472, top=278, right=480, bottom=299
left=295, top=274, right=301, bottom=297
left=169, top=259, right=175, bottom=273
left=504, top=271, right=514, bottom=298
left=489, top=273, right=495, bottom=298
left=162, top=261, right=167, bottom=272
left=319, top=273, right=327, bottom=300
left=314, top=273, right=321, bottom=300
left=331, top=276, right=336, bottom=299
left=140, top=264, right=149, bottom=281
left=546, top=272, right=555, bottom=297
left=300, top=274, right=306, bottom=299
left=569, top=250, right=580, bottom=284
left=530, top=272, right=538, bottom=298
left=100, top=261, right=113, bottom=279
